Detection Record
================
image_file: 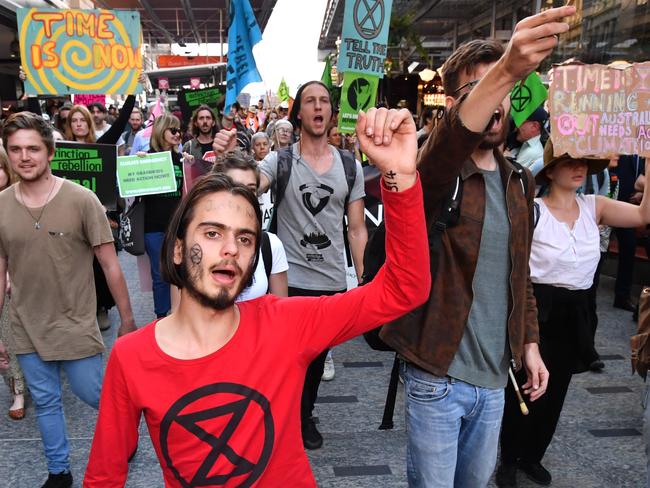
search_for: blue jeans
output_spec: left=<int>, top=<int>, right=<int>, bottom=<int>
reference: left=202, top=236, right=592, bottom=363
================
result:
left=144, top=231, right=171, bottom=317
left=401, top=362, right=505, bottom=488
left=17, top=353, right=103, bottom=474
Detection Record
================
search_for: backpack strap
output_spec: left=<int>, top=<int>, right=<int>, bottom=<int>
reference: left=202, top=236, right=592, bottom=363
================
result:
left=337, top=148, right=357, bottom=208
left=379, top=177, right=462, bottom=429
left=261, top=231, right=272, bottom=289
left=269, top=146, right=294, bottom=234
left=508, top=158, right=530, bottom=198
left=379, top=354, right=400, bottom=430
left=337, top=148, right=358, bottom=268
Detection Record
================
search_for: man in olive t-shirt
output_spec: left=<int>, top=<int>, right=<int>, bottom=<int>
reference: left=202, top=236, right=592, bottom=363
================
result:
left=0, top=112, right=136, bottom=488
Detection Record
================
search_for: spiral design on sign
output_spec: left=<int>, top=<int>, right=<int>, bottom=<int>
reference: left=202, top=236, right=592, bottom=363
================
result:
left=20, top=8, right=139, bottom=95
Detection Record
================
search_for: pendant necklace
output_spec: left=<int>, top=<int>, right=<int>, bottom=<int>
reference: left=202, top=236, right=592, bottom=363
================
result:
left=18, top=178, right=56, bottom=230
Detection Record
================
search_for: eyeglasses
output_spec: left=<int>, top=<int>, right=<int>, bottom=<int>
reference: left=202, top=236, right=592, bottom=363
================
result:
left=277, top=128, right=292, bottom=135
left=453, top=79, right=480, bottom=96
left=167, top=127, right=181, bottom=135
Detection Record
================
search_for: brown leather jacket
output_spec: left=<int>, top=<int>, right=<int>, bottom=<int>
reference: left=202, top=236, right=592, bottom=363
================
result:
left=380, top=101, right=539, bottom=375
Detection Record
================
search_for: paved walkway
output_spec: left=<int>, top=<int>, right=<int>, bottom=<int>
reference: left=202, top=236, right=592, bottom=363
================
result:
left=0, top=252, right=646, bottom=487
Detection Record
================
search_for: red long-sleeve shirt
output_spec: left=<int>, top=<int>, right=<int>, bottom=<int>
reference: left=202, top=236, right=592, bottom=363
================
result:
left=84, top=177, right=429, bottom=487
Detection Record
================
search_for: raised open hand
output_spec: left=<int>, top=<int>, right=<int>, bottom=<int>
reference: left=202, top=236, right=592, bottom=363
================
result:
left=355, top=107, right=417, bottom=192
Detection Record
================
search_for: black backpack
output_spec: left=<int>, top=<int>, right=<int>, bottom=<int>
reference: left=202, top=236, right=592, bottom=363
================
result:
left=361, top=160, right=531, bottom=430
left=268, top=145, right=357, bottom=238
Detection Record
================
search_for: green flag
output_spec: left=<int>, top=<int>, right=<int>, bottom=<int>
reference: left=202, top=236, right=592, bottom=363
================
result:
left=278, top=77, right=290, bottom=102
left=321, top=55, right=333, bottom=89
left=510, top=72, right=548, bottom=127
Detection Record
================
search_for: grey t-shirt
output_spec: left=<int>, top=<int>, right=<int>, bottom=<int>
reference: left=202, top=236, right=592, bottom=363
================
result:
left=447, top=169, right=511, bottom=388
left=259, top=144, right=365, bottom=290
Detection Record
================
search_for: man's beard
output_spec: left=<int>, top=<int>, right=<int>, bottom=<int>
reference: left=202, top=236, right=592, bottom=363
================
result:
left=180, top=246, right=254, bottom=311
left=199, top=124, right=213, bottom=135
left=478, top=113, right=509, bottom=150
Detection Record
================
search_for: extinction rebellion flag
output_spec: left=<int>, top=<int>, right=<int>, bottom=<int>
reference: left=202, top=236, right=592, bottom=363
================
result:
left=510, top=72, right=548, bottom=127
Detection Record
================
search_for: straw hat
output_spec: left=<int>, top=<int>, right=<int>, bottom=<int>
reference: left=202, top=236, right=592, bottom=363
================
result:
left=535, top=139, right=609, bottom=184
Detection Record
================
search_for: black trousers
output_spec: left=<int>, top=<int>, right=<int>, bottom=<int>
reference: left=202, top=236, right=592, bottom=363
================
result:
left=500, top=284, right=590, bottom=464
left=288, top=286, right=345, bottom=425
left=585, top=252, right=607, bottom=359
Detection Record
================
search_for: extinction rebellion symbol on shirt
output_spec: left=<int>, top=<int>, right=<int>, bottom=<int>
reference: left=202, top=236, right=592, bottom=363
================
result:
left=160, top=383, right=275, bottom=487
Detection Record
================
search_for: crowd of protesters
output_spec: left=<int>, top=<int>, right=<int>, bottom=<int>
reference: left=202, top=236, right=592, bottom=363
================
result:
left=0, top=5, right=650, bottom=488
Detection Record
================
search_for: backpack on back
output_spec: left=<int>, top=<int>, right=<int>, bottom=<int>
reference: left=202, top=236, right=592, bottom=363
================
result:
left=631, top=287, right=650, bottom=379
left=268, top=145, right=357, bottom=235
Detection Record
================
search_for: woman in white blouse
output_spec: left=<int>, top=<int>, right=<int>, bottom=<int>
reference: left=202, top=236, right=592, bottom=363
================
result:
left=498, top=141, right=650, bottom=486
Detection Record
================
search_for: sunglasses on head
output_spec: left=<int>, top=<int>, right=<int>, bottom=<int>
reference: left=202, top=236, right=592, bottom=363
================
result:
left=167, top=127, right=181, bottom=135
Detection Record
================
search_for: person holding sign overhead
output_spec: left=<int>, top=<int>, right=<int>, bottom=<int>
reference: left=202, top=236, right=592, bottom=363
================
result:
left=497, top=141, right=650, bottom=487
left=377, top=6, right=579, bottom=487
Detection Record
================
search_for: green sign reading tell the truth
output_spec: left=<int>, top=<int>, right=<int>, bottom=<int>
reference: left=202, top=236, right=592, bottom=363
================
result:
left=116, top=151, right=177, bottom=198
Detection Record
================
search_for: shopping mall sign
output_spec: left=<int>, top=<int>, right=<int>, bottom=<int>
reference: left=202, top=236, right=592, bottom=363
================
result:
left=550, top=62, right=650, bottom=158
left=17, top=8, right=143, bottom=95
left=337, top=0, right=393, bottom=78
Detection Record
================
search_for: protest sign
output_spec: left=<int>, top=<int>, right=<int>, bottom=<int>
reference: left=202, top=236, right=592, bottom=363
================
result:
left=72, top=94, right=106, bottom=106
left=51, top=141, right=117, bottom=209
left=18, top=8, right=143, bottom=95
left=117, top=151, right=177, bottom=197
left=158, top=77, right=169, bottom=91
left=190, top=77, right=201, bottom=89
left=550, top=62, right=650, bottom=158
left=337, top=0, right=393, bottom=78
left=338, top=72, right=379, bottom=134
left=182, top=159, right=213, bottom=195
left=178, top=86, right=222, bottom=125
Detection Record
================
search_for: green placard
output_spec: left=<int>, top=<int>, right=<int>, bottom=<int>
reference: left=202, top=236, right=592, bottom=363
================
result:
left=338, top=72, right=379, bottom=134
left=51, top=141, right=117, bottom=209
left=117, top=151, right=177, bottom=197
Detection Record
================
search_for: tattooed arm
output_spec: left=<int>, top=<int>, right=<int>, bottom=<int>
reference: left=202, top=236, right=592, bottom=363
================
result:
left=355, top=108, right=417, bottom=192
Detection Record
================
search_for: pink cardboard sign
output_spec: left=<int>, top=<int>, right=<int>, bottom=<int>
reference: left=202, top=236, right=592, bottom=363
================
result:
left=72, top=94, right=106, bottom=107
left=190, top=77, right=201, bottom=89
left=158, top=77, right=169, bottom=90
left=549, top=62, right=650, bottom=158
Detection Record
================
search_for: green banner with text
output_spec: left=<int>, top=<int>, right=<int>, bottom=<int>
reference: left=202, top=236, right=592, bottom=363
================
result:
left=51, top=141, right=117, bottom=209
left=338, top=72, right=379, bottom=134
left=117, top=151, right=177, bottom=197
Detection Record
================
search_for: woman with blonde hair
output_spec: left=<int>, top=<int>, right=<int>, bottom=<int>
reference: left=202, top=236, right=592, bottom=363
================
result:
left=138, top=113, right=185, bottom=318
left=0, top=145, right=26, bottom=420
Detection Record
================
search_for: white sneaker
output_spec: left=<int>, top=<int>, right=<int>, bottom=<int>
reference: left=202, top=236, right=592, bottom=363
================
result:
left=322, top=355, right=335, bottom=381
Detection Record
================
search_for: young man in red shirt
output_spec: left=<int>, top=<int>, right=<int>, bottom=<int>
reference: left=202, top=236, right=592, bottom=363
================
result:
left=85, top=107, right=430, bottom=487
